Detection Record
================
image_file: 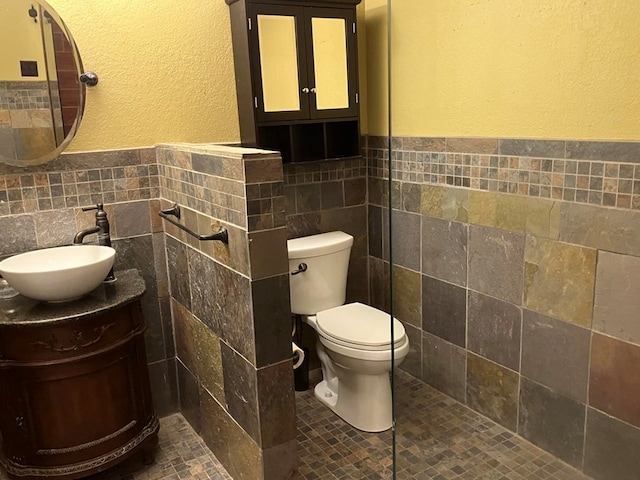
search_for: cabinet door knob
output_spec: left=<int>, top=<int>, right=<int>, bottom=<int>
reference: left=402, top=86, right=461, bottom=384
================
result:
left=310, top=87, right=316, bottom=93
left=302, top=87, right=310, bottom=93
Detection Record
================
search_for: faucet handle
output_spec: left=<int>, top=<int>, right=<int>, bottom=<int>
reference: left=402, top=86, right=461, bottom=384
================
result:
left=82, top=203, right=104, bottom=212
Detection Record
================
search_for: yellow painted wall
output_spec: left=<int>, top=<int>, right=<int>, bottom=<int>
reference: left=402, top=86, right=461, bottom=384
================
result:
left=368, top=0, right=640, bottom=141
left=48, top=0, right=239, bottom=151
left=0, top=0, right=46, bottom=81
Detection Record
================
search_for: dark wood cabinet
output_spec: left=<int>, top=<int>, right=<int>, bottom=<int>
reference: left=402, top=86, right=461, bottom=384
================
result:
left=227, top=0, right=362, bottom=163
left=0, top=298, right=158, bottom=480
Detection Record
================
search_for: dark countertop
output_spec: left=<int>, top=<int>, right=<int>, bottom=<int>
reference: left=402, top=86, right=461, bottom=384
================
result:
left=0, top=269, right=145, bottom=327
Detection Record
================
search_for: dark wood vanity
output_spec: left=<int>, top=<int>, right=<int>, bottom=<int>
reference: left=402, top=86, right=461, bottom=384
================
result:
left=0, top=270, right=158, bottom=480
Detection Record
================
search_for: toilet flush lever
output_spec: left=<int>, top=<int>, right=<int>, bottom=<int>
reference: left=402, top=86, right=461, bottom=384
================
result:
left=290, top=263, right=308, bottom=275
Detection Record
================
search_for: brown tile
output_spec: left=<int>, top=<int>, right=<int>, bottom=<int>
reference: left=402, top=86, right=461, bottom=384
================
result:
left=521, top=310, right=590, bottom=403
left=252, top=274, right=291, bottom=368
left=193, top=318, right=225, bottom=404
left=500, top=139, right=565, bottom=158
left=467, top=291, right=522, bottom=371
left=172, top=298, right=197, bottom=375
left=244, top=156, right=283, bottom=184
left=524, top=236, right=596, bottom=328
left=422, top=275, right=466, bottom=347
left=177, top=359, right=201, bottom=433
left=200, top=389, right=263, bottom=480
left=320, top=181, right=344, bottom=210
left=33, top=209, right=76, bottom=248
left=422, top=332, right=466, bottom=403
left=0, top=214, right=37, bottom=255
left=566, top=140, right=640, bottom=163
left=584, top=408, right=640, bottom=480
left=593, top=251, right=640, bottom=344
left=214, top=262, right=254, bottom=363
left=113, top=200, right=152, bottom=238
left=344, top=177, right=366, bottom=206
left=165, top=234, right=191, bottom=305
left=248, top=228, right=288, bottom=280
left=400, top=322, right=422, bottom=379
left=447, top=137, right=498, bottom=154
left=590, top=333, right=640, bottom=428
left=257, top=361, right=297, bottom=448
left=389, top=210, right=421, bottom=271
left=401, top=136, right=446, bottom=152
left=221, top=342, right=260, bottom=444
left=468, top=225, right=525, bottom=305
left=466, top=353, right=519, bottom=430
left=421, top=216, right=467, bottom=287
left=421, top=184, right=469, bottom=223
left=518, top=378, right=585, bottom=468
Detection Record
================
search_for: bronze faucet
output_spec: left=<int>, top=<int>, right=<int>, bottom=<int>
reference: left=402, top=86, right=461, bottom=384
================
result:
left=74, top=203, right=116, bottom=283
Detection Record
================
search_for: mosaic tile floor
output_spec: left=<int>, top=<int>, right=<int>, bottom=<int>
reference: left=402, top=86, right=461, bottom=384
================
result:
left=294, top=369, right=593, bottom=480
left=0, top=371, right=593, bottom=480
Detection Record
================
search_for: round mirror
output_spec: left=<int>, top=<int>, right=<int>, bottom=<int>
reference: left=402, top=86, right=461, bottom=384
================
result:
left=0, top=0, right=85, bottom=167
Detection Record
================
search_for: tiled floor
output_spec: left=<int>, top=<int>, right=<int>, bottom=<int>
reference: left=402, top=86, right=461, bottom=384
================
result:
left=0, top=371, right=593, bottom=480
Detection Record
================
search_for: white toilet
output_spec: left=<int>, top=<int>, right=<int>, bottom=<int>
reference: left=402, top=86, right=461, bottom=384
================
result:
left=288, top=231, right=409, bottom=432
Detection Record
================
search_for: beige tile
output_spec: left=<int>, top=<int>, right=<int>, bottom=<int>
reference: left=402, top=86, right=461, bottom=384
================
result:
left=193, top=319, right=225, bottom=403
left=0, top=110, right=10, bottom=127
left=468, top=190, right=497, bottom=227
left=421, top=184, right=469, bottom=222
left=392, top=265, right=422, bottom=328
left=526, top=197, right=561, bottom=240
left=200, top=391, right=264, bottom=480
left=495, top=193, right=527, bottom=233
left=524, top=237, right=596, bottom=328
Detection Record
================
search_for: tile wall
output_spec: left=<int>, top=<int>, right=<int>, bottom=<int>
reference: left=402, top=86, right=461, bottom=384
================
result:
left=157, top=144, right=296, bottom=480
left=0, top=81, right=60, bottom=162
left=367, top=136, right=640, bottom=480
left=284, top=157, right=369, bottom=303
left=0, top=148, right=177, bottom=417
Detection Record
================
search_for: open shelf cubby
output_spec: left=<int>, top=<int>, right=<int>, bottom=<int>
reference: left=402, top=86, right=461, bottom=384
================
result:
left=256, top=119, right=360, bottom=163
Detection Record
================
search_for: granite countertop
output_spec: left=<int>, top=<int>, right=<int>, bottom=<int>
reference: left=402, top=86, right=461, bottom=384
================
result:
left=0, top=269, right=145, bottom=327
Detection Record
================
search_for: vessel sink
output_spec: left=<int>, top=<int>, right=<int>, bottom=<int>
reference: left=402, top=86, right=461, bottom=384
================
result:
left=0, top=245, right=115, bottom=302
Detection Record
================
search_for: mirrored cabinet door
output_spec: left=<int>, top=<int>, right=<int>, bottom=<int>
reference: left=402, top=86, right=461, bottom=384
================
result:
left=250, top=5, right=309, bottom=122
left=257, top=12, right=302, bottom=113
left=311, top=16, right=350, bottom=111
left=249, top=4, right=357, bottom=122
left=306, top=7, right=358, bottom=119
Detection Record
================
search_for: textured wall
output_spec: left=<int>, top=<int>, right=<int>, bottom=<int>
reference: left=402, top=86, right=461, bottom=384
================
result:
left=47, top=0, right=240, bottom=151
left=367, top=1, right=640, bottom=140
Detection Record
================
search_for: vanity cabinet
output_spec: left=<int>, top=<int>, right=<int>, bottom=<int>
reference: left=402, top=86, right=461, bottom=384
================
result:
left=227, top=0, right=361, bottom=163
left=0, top=271, right=157, bottom=480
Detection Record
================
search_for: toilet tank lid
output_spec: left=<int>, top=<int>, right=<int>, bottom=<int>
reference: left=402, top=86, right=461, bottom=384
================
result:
left=287, top=231, right=354, bottom=259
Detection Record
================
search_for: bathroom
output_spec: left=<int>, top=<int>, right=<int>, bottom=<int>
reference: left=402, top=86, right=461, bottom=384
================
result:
left=0, top=0, right=639, bottom=479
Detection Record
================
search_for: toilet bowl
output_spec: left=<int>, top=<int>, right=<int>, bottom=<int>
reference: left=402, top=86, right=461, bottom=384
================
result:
left=288, top=232, right=409, bottom=432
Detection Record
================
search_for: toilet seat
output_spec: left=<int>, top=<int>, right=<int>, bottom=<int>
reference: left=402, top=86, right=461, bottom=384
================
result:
left=316, top=303, right=406, bottom=351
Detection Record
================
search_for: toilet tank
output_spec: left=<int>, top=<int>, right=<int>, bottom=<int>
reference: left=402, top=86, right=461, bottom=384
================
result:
left=287, top=231, right=354, bottom=315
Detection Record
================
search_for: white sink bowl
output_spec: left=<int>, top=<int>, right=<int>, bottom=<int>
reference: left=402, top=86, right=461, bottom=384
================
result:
left=0, top=245, right=115, bottom=302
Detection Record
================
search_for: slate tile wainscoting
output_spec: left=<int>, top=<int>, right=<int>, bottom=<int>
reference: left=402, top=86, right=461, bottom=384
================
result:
left=157, top=144, right=296, bottom=480
left=0, top=148, right=178, bottom=417
left=367, top=136, right=640, bottom=480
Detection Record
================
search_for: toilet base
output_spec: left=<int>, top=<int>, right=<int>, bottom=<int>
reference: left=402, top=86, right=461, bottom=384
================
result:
left=313, top=371, right=393, bottom=433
